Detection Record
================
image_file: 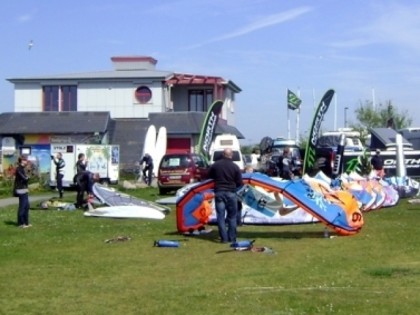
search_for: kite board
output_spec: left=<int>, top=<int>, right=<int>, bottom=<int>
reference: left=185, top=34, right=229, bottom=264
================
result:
left=84, top=205, right=165, bottom=220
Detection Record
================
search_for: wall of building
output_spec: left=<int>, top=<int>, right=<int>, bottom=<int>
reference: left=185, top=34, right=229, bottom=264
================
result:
left=15, top=83, right=42, bottom=112
left=14, top=80, right=167, bottom=119
left=77, top=81, right=165, bottom=118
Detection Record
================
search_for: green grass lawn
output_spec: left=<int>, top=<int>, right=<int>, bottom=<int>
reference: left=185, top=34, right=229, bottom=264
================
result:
left=1, top=187, right=419, bottom=315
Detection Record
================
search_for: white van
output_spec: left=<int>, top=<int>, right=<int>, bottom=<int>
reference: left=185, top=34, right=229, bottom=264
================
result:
left=209, top=134, right=244, bottom=170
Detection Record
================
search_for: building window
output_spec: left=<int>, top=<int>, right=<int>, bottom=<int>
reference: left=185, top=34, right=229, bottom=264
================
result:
left=62, top=86, right=77, bottom=111
left=43, top=86, right=59, bottom=111
left=43, top=85, right=77, bottom=112
left=135, top=86, right=152, bottom=104
left=189, top=89, right=213, bottom=112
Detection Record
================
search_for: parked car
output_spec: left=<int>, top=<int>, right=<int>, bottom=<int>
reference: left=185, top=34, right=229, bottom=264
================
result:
left=157, top=153, right=209, bottom=195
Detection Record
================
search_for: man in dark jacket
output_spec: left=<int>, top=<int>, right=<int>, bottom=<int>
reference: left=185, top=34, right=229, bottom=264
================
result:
left=371, top=149, right=385, bottom=178
left=140, top=153, right=154, bottom=186
left=208, top=148, right=243, bottom=243
left=75, top=171, right=99, bottom=209
left=14, top=155, right=31, bottom=228
left=52, top=152, right=66, bottom=198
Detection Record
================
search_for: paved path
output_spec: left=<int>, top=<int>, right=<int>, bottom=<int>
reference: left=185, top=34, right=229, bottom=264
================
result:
left=0, top=193, right=76, bottom=208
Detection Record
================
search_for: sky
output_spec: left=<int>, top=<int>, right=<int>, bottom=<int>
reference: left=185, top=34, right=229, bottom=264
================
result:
left=1, top=0, right=420, bottom=145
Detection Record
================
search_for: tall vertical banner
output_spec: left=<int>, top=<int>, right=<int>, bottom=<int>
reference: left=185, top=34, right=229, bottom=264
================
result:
left=196, top=100, right=224, bottom=162
left=303, top=89, right=335, bottom=174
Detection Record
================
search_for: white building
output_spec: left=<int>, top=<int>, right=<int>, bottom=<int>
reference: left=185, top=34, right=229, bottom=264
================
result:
left=1, top=56, right=243, bottom=169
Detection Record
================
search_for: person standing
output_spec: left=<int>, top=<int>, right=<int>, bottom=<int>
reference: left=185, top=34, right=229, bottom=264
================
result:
left=140, top=153, right=154, bottom=186
left=76, top=171, right=100, bottom=209
left=14, top=155, right=31, bottom=228
left=280, top=147, right=294, bottom=180
left=250, top=148, right=260, bottom=170
left=75, top=153, right=88, bottom=208
left=75, top=153, right=88, bottom=174
left=371, top=149, right=385, bottom=178
left=52, top=152, right=66, bottom=198
left=208, top=148, right=243, bottom=243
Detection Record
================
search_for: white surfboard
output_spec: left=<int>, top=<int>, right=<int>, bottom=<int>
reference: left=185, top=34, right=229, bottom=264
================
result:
left=155, top=126, right=167, bottom=167
left=142, top=125, right=157, bottom=160
left=84, top=205, right=165, bottom=220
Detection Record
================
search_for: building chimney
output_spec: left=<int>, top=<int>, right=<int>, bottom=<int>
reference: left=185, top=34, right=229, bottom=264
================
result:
left=111, top=56, right=157, bottom=71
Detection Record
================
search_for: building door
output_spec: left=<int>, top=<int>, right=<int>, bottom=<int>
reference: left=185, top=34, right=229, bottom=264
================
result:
left=167, top=138, right=191, bottom=154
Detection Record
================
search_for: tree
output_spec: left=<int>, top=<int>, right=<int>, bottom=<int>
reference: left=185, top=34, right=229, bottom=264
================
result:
left=349, top=100, right=412, bottom=144
left=352, top=100, right=412, bottom=130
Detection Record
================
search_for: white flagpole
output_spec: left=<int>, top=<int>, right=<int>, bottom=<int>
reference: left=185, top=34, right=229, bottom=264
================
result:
left=333, top=92, right=337, bottom=130
left=287, top=88, right=291, bottom=139
left=312, top=88, right=316, bottom=111
left=372, top=87, right=376, bottom=110
left=296, top=88, right=301, bottom=142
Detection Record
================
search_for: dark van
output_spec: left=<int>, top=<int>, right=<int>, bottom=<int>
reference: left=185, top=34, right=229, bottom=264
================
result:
left=157, top=153, right=209, bottom=195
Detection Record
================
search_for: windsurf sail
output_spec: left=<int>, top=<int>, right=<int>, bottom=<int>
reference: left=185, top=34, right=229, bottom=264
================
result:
left=92, top=183, right=171, bottom=214
left=196, top=100, right=224, bottom=163
left=303, top=89, right=335, bottom=174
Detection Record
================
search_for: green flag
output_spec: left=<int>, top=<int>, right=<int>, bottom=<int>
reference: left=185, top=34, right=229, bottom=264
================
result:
left=287, top=89, right=302, bottom=110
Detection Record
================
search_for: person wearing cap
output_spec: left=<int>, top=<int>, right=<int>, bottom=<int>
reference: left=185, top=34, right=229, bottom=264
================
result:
left=371, top=149, right=385, bottom=178
left=14, top=155, right=31, bottom=228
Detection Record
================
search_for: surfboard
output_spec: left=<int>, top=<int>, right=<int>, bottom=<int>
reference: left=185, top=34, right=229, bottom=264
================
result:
left=142, top=124, right=157, bottom=166
left=155, top=126, right=167, bottom=167
left=237, top=185, right=281, bottom=217
left=84, top=205, right=165, bottom=219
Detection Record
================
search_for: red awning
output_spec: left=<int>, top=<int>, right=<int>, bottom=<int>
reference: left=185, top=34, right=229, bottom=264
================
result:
left=165, top=74, right=224, bottom=86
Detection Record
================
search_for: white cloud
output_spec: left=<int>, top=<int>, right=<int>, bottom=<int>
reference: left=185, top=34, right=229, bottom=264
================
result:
left=331, top=2, right=420, bottom=53
left=186, top=6, right=313, bottom=49
left=213, top=6, right=312, bottom=41
left=17, top=13, right=33, bottom=23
